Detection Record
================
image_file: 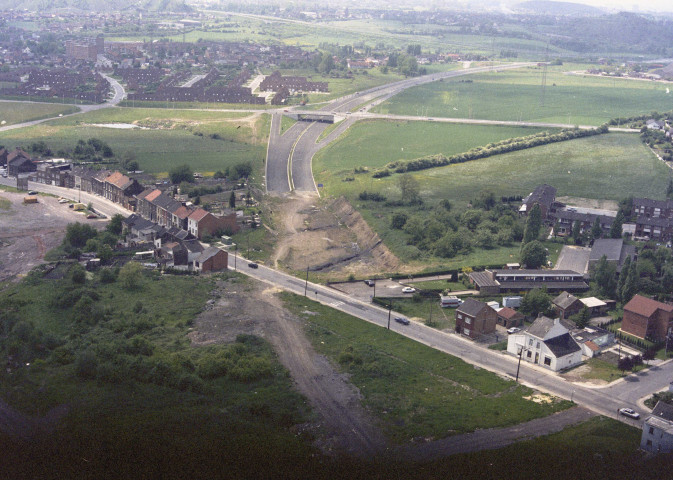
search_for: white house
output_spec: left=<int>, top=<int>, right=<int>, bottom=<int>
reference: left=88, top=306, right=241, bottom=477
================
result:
left=641, top=401, right=673, bottom=454
left=507, top=315, right=582, bottom=372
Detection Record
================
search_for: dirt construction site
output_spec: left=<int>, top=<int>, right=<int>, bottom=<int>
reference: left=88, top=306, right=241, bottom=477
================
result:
left=0, top=190, right=104, bottom=282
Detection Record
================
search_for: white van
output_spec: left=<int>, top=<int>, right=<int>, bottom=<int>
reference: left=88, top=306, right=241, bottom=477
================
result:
left=440, top=295, right=463, bottom=308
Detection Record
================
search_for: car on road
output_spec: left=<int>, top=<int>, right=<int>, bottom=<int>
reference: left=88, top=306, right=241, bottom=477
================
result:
left=401, top=286, right=416, bottom=293
left=86, top=214, right=98, bottom=219
left=28, top=191, right=38, bottom=195
left=364, top=279, right=375, bottom=287
left=394, top=316, right=410, bottom=325
left=507, top=327, right=521, bottom=334
left=619, top=408, right=640, bottom=419
left=248, top=262, right=259, bottom=269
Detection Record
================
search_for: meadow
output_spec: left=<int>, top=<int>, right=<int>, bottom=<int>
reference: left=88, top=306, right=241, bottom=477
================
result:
left=0, top=107, right=270, bottom=175
left=315, top=131, right=663, bottom=266
left=282, top=292, right=572, bottom=443
left=0, top=101, right=79, bottom=126
left=372, top=64, right=673, bottom=125
left=314, top=119, right=553, bottom=173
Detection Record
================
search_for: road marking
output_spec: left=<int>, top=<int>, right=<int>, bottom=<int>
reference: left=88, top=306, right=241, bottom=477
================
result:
left=330, top=301, right=345, bottom=308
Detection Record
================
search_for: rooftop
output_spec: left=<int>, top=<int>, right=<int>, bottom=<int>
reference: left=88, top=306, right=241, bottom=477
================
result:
left=590, top=238, right=623, bottom=263
left=624, top=294, right=673, bottom=318
left=456, top=298, right=490, bottom=317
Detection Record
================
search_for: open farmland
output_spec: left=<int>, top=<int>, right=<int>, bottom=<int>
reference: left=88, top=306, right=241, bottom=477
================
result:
left=314, top=120, right=554, bottom=173
left=0, top=101, right=79, bottom=126
left=373, top=64, right=673, bottom=125
left=315, top=132, right=664, bottom=266
left=0, top=107, right=269, bottom=175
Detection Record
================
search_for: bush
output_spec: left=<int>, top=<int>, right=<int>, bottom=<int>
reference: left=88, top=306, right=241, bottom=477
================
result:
left=177, top=374, right=206, bottom=393
left=99, top=268, right=117, bottom=284
left=75, top=350, right=98, bottom=379
left=70, top=264, right=86, bottom=284
left=229, top=356, right=273, bottom=382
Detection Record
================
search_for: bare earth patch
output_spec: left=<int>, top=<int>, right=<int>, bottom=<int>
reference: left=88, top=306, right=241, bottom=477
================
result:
left=271, top=193, right=399, bottom=276
left=556, top=196, right=618, bottom=211
left=190, top=279, right=387, bottom=457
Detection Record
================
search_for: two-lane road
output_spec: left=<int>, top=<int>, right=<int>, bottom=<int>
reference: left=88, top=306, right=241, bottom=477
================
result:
left=229, top=253, right=669, bottom=426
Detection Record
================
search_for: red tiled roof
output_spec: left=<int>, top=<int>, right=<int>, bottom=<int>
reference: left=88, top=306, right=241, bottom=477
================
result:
left=173, top=205, right=192, bottom=219
left=105, top=171, right=132, bottom=189
left=585, top=341, right=600, bottom=352
left=498, top=307, right=521, bottom=319
left=188, top=208, right=209, bottom=222
left=624, top=294, right=673, bottom=318
left=145, top=189, right=162, bottom=202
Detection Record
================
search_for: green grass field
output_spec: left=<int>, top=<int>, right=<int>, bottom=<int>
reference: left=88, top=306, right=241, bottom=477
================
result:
left=0, top=101, right=79, bottom=126
left=315, top=131, right=660, bottom=266
left=373, top=64, right=673, bottom=125
left=314, top=120, right=553, bottom=174
left=282, top=292, right=571, bottom=443
left=0, top=107, right=269, bottom=175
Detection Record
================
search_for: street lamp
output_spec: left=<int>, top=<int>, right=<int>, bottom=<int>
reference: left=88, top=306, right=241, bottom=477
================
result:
left=387, top=300, right=393, bottom=330
left=304, top=264, right=309, bottom=297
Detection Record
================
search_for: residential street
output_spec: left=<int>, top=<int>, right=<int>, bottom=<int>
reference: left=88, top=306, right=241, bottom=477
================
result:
left=228, top=252, right=670, bottom=427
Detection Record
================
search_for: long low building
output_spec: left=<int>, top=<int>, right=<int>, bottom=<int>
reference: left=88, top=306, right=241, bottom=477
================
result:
left=469, top=269, right=589, bottom=295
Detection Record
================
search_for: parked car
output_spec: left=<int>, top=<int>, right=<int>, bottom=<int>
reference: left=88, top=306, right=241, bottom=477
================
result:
left=364, top=280, right=375, bottom=287
left=248, top=262, right=259, bottom=269
left=86, top=214, right=97, bottom=219
left=619, top=408, right=640, bottom=419
left=507, top=327, right=521, bottom=334
left=28, top=190, right=37, bottom=195
left=401, top=286, right=416, bottom=293
left=394, top=316, right=410, bottom=325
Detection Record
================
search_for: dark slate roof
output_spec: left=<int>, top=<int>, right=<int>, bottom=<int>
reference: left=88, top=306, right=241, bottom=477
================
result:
left=552, top=291, right=580, bottom=310
left=526, top=316, right=557, bottom=338
left=635, top=216, right=673, bottom=228
left=633, top=197, right=673, bottom=209
left=552, top=210, right=615, bottom=225
left=590, top=239, right=623, bottom=263
left=652, top=401, right=673, bottom=422
left=523, top=184, right=556, bottom=208
left=499, top=280, right=589, bottom=291
left=544, top=332, right=581, bottom=357
left=152, top=193, right=178, bottom=210
left=469, top=271, right=499, bottom=287
left=182, top=239, right=204, bottom=253
left=456, top=298, right=490, bottom=317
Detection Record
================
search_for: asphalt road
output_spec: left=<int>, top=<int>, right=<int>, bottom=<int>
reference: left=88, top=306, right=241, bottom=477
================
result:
left=0, top=177, right=132, bottom=218
left=230, top=252, right=671, bottom=427
left=265, top=62, right=538, bottom=194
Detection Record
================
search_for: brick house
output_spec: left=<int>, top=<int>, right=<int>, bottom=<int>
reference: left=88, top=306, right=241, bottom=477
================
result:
left=622, top=294, right=673, bottom=341
left=187, top=208, right=239, bottom=239
left=455, top=298, right=498, bottom=340
left=103, top=171, right=143, bottom=210
left=497, top=307, right=525, bottom=328
left=194, top=246, right=228, bottom=272
left=519, top=184, right=557, bottom=221
left=552, top=291, right=585, bottom=320
left=7, top=149, right=35, bottom=176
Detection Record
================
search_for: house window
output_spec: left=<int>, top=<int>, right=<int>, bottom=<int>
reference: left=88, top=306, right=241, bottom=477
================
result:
left=647, top=439, right=652, bottom=447
left=528, top=338, right=533, bottom=346
left=536, top=342, right=540, bottom=349
left=544, top=356, right=551, bottom=366
left=526, top=351, right=532, bottom=359
left=465, top=317, right=472, bottom=325
left=464, top=328, right=471, bottom=336
left=457, top=314, right=462, bottom=320
left=649, top=427, right=655, bottom=435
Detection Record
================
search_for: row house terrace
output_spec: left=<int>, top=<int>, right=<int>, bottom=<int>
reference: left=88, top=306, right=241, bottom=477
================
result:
left=470, top=269, right=589, bottom=295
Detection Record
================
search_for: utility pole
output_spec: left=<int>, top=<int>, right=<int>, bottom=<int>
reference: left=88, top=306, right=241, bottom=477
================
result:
left=515, top=345, right=525, bottom=383
left=304, top=265, right=309, bottom=296
left=234, top=244, right=237, bottom=271
left=387, top=300, right=392, bottom=330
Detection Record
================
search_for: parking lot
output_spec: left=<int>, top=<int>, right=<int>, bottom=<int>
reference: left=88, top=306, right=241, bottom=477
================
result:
left=329, top=278, right=418, bottom=302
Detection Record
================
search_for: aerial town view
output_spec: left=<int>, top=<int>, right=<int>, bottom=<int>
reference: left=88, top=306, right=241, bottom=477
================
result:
left=3, top=0, right=673, bottom=477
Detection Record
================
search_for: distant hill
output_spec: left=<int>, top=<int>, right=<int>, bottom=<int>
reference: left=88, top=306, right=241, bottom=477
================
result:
left=0, top=0, right=193, bottom=12
left=539, top=12, right=673, bottom=55
left=515, top=0, right=605, bottom=16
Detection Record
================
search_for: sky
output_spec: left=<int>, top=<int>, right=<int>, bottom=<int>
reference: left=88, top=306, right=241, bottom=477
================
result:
left=576, top=0, right=673, bottom=13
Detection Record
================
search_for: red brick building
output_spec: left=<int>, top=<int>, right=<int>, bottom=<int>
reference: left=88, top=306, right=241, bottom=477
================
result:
left=622, top=294, right=673, bottom=341
left=194, top=246, right=228, bottom=272
left=187, top=208, right=239, bottom=239
left=455, top=298, right=498, bottom=340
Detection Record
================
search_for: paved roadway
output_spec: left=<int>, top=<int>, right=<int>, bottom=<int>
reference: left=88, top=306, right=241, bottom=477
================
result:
left=266, top=62, right=539, bottom=194
left=230, top=253, right=670, bottom=427
left=0, top=177, right=132, bottom=218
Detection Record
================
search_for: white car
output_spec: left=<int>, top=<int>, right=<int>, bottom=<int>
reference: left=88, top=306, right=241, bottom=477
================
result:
left=619, top=408, right=640, bottom=419
left=507, top=327, right=521, bottom=334
left=401, top=287, right=416, bottom=293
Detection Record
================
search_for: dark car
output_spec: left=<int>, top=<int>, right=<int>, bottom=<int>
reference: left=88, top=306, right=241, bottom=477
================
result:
left=364, top=280, right=375, bottom=287
left=394, top=316, right=410, bottom=325
left=248, top=262, right=259, bottom=269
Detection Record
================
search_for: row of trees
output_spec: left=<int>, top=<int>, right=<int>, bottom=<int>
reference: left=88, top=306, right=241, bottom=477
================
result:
left=376, top=126, right=609, bottom=177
